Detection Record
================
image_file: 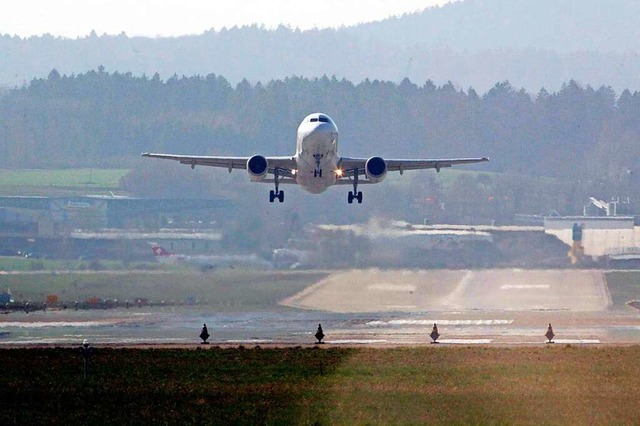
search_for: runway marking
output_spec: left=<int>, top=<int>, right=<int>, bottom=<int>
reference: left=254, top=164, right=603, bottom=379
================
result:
left=551, top=339, right=600, bottom=344
left=225, top=339, right=275, bottom=344
left=0, top=337, right=188, bottom=345
left=96, top=338, right=187, bottom=344
left=368, top=283, right=416, bottom=292
left=326, top=339, right=388, bottom=344
left=437, top=339, right=492, bottom=344
left=0, top=320, right=124, bottom=328
left=384, top=305, right=418, bottom=310
left=501, top=284, right=550, bottom=290
left=367, top=319, right=513, bottom=326
left=444, top=270, right=475, bottom=308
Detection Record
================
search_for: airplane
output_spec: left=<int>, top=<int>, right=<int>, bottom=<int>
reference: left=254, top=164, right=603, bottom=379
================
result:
left=142, top=113, right=489, bottom=204
left=150, top=245, right=273, bottom=270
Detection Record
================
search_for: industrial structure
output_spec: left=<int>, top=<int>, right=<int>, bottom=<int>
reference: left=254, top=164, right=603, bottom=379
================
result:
left=0, top=196, right=230, bottom=260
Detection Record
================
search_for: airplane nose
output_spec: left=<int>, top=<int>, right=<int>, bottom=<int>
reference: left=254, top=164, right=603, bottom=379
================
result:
left=305, top=123, right=337, bottom=142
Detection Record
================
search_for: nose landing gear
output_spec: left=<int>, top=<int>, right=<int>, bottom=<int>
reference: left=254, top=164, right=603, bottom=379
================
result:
left=313, top=154, right=324, bottom=178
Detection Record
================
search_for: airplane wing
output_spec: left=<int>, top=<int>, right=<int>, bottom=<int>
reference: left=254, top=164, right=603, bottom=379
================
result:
left=338, top=157, right=489, bottom=174
left=141, top=153, right=297, bottom=174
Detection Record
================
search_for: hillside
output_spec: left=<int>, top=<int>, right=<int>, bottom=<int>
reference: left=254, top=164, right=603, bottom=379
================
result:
left=349, top=0, right=640, bottom=52
left=1, top=0, right=639, bottom=92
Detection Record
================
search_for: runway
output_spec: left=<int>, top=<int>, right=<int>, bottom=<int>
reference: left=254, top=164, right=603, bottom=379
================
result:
left=282, top=269, right=611, bottom=312
left=281, top=269, right=637, bottom=345
left=1, top=269, right=638, bottom=346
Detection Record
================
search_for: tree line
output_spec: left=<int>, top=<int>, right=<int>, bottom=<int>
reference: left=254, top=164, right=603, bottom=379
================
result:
left=1, top=69, right=639, bottom=220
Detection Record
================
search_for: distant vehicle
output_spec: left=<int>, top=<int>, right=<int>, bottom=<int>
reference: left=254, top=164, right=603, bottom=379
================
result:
left=272, top=248, right=314, bottom=269
left=150, top=245, right=272, bottom=270
left=15, top=250, right=48, bottom=259
left=143, top=113, right=488, bottom=203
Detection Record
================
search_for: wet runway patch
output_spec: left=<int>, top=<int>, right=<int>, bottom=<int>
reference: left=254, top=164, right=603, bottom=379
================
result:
left=367, top=319, right=514, bottom=326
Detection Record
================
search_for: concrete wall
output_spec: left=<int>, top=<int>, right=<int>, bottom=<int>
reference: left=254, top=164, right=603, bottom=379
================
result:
left=544, top=217, right=639, bottom=257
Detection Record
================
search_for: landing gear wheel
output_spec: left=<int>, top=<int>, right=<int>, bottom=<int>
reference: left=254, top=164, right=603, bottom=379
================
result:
left=270, top=190, right=285, bottom=203
left=348, top=191, right=362, bottom=204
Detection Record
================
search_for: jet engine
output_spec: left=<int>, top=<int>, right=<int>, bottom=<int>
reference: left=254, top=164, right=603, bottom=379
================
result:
left=247, top=155, right=269, bottom=181
left=365, top=156, right=387, bottom=183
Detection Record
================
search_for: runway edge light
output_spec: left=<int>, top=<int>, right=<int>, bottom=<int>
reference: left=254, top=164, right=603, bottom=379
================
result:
left=200, top=323, right=210, bottom=345
left=315, top=323, right=325, bottom=344
left=545, top=323, right=555, bottom=344
left=430, top=323, right=440, bottom=344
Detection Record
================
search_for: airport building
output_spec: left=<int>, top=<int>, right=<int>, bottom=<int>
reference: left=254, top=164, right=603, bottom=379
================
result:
left=0, top=196, right=230, bottom=260
left=544, top=215, right=640, bottom=263
left=313, top=221, right=569, bottom=268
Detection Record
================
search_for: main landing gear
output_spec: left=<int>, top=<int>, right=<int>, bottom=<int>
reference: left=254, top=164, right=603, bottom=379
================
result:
left=347, top=169, right=363, bottom=204
left=348, top=191, right=362, bottom=204
left=270, top=190, right=284, bottom=203
left=269, top=168, right=285, bottom=203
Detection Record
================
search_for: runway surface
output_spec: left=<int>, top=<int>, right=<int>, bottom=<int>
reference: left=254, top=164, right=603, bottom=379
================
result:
left=2, top=269, right=639, bottom=346
left=282, top=269, right=610, bottom=312
left=280, top=269, right=637, bottom=345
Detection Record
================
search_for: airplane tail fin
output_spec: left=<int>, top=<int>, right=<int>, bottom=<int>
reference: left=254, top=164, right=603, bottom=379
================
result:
left=151, top=245, right=172, bottom=257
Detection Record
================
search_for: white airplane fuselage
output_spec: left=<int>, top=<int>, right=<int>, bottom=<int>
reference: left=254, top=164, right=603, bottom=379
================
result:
left=294, top=114, right=340, bottom=194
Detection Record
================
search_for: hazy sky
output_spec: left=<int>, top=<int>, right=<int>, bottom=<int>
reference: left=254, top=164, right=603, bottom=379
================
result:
left=1, top=0, right=453, bottom=38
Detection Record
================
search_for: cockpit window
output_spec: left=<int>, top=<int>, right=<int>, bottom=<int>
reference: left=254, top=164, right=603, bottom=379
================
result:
left=310, top=115, right=332, bottom=123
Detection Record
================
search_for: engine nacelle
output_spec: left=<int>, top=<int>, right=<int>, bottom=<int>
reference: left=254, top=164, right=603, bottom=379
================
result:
left=247, top=155, right=268, bottom=181
left=365, top=156, right=387, bottom=183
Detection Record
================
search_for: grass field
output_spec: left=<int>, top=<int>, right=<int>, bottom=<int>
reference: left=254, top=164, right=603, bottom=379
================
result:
left=0, top=270, right=326, bottom=310
left=0, top=168, right=129, bottom=188
left=2, top=270, right=639, bottom=423
left=605, top=271, right=640, bottom=309
left=0, top=257, right=151, bottom=272
left=1, top=346, right=639, bottom=424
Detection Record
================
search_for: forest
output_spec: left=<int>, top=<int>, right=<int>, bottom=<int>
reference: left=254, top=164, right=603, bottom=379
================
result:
left=0, top=68, right=639, bottom=223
